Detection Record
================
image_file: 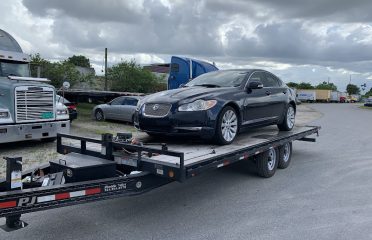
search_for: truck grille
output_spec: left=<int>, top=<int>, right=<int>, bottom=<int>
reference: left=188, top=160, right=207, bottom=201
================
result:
left=143, top=103, right=171, bottom=117
left=15, top=86, right=55, bottom=122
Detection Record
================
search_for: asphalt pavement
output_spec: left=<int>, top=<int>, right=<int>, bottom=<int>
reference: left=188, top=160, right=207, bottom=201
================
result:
left=1, top=103, right=372, bottom=240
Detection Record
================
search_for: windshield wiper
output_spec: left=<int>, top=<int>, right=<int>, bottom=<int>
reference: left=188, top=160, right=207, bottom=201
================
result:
left=194, top=84, right=221, bottom=88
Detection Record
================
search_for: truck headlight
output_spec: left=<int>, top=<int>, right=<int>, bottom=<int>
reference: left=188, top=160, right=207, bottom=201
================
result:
left=178, top=100, right=217, bottom=112
left=0, top=111, right=9, bottom=118
left=57, top=109, right=68, bottom=115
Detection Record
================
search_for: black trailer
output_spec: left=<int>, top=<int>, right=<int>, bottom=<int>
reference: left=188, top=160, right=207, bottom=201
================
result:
left=0, top=125, right=320, bottom=231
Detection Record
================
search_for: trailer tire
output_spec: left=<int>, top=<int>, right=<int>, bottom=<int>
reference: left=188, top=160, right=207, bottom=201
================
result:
left=256, top=148, right=279, bottom=178
left=278, top=142, right=292, bottom=169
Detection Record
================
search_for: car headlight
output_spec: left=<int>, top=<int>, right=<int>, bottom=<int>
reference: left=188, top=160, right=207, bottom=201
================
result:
left=178, top=100, right=217, bottom=112
left=0, top=111, right=9, bottom=118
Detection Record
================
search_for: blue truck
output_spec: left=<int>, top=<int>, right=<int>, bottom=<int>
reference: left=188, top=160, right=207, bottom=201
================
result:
left=167, top=56, right=218, bottom=89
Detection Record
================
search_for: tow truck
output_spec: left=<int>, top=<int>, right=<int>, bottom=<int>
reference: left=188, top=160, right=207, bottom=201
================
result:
left=0, top=124, right=320, bottom=231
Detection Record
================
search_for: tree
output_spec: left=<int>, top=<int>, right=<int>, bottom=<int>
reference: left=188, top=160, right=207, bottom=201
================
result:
left=67, top=55, right=91, bottom=68
left=297, top=82, right=314, bottom=89
left=364, top=87, right=372, bottom=98
left=346, top=84, right=360, bottom=95
left=316, top=81, right=337, bottom=91
left=108, top=60, right=166, bottom=93
left=286, top=82, right=298, bottom=88
left=30, top=54, right=83, bottom=88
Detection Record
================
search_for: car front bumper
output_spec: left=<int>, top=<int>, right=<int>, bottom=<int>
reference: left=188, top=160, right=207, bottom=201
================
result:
left=134, top=110, right=217, bottom=138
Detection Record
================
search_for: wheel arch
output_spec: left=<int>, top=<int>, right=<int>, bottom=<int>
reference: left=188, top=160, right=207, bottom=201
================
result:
left=289, top=101, right=296, bottom=113
left=224, top=101, right=242, bottom=126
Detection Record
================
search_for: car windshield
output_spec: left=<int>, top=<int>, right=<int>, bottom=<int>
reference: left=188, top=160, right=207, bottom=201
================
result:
left=0, top=61, right=30, bottom=77
left=185, top=70, right=248, bottom=88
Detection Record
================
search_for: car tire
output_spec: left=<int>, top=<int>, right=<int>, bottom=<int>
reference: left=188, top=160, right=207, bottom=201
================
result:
left=95, top=109, right=104, bottom=121
left=215, top=106, right=239, bottom=145
left=256, top=148, right=279, bottom=178
left=278, top=142, right=292, bottom=169
left=277, top=104, right=295, bottom=131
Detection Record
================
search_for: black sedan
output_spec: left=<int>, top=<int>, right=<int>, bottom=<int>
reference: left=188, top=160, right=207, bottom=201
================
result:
left=134, top=69, right=296, bottom=145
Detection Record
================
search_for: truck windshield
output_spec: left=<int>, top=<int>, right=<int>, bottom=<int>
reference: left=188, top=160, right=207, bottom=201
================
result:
left=0, top=61, right=30, bottom=77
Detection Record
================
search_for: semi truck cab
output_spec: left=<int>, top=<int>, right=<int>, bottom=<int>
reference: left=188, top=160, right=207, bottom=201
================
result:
left=0, top=29, right=70, bottom=143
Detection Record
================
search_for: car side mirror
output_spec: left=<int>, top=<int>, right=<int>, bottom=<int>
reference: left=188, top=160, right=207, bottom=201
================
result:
left=247, top=81, right=264, bottom=90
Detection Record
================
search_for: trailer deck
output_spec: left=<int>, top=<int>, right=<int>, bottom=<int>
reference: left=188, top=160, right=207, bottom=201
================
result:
left=0, top=125, right=320, bottom=231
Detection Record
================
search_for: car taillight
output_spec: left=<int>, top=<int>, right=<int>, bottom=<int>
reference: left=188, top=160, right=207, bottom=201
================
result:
left=69, top=105, right=77, bottom=110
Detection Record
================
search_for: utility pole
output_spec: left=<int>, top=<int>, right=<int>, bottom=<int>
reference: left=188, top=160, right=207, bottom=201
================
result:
left=104, top=48, right=108, bottom=91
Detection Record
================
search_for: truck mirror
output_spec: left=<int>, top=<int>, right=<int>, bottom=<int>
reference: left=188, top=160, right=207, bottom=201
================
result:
left=63, top=81, right=70, bottom=90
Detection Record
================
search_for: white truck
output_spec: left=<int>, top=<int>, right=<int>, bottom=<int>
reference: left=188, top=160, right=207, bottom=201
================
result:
left=0, top=29, right=70, bottom=143
left=331, top=91, right=341, bottom=102
left=297, top=90, right=316, bottom=103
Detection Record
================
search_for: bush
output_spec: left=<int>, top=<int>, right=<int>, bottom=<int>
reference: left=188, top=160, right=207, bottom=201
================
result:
left=108, top=60, right=166, bottom=93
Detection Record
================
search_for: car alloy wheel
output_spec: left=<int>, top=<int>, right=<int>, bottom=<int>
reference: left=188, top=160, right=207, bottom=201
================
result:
left=95, top=109, right=104, bottom=121
left=286, top=106, right=295, bottom=129
left=221, top=109, right=238, bottom=142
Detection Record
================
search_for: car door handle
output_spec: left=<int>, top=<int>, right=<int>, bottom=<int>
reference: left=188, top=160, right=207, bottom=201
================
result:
left=265, top=91, right=271, bottom=95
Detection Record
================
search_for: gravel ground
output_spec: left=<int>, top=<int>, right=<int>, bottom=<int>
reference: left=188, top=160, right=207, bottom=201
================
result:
left=0, top=103, right=321, bottom=178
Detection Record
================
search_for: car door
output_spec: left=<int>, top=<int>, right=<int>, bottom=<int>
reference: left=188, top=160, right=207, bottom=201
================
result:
left=242, top=71, right=272, bottom=125
left=117, top=97, right=138, bottom=122
left=105, top=97, right=123, bottom=120
left=263, top=72, right=287, bottom=119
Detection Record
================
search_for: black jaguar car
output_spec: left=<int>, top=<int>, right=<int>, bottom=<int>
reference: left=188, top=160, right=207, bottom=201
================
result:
left=134, top=69, right=296, bottom=145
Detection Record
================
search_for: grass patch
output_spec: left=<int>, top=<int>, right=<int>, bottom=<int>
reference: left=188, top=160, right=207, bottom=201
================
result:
left=359, top=106, right=372, bottom=110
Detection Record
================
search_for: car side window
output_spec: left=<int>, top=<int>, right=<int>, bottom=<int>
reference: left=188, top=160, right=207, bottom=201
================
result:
left=123, top=98, right=138, bottom=106
left=248, top=72, right=264, bottom=84
left=111, top=98, right=123, bottom=105
left=263, top=72, right=280, bottom=87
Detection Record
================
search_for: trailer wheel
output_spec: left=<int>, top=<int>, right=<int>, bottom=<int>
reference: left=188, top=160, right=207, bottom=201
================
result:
left=278, top=142, right=292, bottom=169
left=256, top=148, right=279, bottom=178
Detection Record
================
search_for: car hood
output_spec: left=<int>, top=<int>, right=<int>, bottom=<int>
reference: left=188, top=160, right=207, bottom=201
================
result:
left=143, top=87, right=235, bottom=104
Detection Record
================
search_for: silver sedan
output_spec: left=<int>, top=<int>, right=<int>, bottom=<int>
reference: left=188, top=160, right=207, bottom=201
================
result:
left=92, top=96, right=142, bottom=122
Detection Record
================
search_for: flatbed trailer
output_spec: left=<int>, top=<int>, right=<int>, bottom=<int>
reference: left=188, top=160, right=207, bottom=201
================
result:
left=0, top=125, right=320, bottom=231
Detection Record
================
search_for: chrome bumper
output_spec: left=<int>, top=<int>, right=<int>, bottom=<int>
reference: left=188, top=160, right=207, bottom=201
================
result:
left=0, top=120, right=70, bottom=144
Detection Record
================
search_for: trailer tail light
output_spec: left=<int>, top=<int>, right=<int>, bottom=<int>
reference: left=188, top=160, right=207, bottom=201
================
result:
left=168, top=170, right=174, bottom=178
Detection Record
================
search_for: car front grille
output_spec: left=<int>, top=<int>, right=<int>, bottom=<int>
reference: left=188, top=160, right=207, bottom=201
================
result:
left=143, top=103, right=171, bottom=117
left=15, top=86, right=55, bottom=123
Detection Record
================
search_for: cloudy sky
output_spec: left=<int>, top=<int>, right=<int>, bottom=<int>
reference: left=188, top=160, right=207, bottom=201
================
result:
left=1, top=0, right=372, bottom=92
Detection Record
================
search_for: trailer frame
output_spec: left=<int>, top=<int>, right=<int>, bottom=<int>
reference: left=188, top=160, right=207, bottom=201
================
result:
left=0, top=125, right=320, bottom=231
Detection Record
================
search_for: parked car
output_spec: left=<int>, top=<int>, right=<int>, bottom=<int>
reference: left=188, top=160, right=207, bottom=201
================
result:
left=365, top=97, right=372, bottom=107
left=93, top=96, right=142, bottom=123
left=56, top=95, right=78, bottom=121
left=134, top=69, right=296, bottom=145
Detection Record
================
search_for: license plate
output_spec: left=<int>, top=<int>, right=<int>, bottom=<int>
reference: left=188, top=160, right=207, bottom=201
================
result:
left=41, top=112, right=54, bottom=119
